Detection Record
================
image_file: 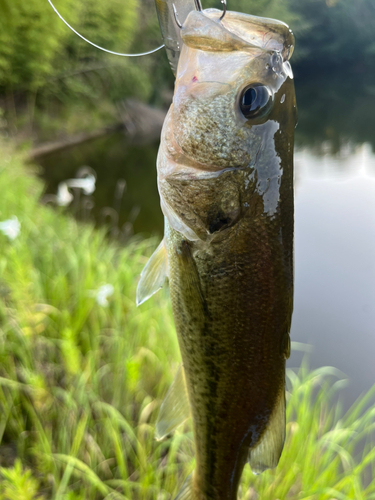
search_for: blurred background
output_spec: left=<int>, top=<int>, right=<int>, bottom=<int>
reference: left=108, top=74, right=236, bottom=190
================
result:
left=0, top=0, right=374, bottom=498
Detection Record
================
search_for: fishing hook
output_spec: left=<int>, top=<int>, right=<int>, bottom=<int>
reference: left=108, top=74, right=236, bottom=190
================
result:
left=47, top=0, right=165, bottom=57
left=173, top=0, right=227, bottom=28
left=219, top=0, right=227, bottom=21
left=172, top=4, right=183, bottom=29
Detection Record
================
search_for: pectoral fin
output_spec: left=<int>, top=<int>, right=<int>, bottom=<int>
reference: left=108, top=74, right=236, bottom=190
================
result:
left=136, top=240, right=168, bottom=306
left=155, top=365, right=190, bottom=440
left=248, top=392, right=286, bottom=474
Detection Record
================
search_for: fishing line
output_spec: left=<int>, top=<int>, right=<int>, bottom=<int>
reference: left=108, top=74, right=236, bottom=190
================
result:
left=47, top=0, right=165, bottom=57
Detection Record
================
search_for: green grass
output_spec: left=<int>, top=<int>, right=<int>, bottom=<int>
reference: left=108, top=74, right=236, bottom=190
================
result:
left=0, top=142, right=374, bottom=499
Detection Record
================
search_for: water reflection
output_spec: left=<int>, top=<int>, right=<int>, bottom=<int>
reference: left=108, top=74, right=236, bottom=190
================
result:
left=37, top=134, right=163, bottom=236
left=295, top=142, right=375, bottom=184
left=295, top=70, right=375, bottom=153
left=291, top=73, right=375, bottom=403
left=291, top=143, right=375, bottom=405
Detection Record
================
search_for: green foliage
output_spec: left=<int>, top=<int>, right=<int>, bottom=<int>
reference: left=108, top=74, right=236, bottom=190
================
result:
left=0, top=143, right=374, bottom=499
left=0, top=0, right=142, bottom=95
left=0, top=0, right=76, bottom=91
left=0, top=0, right=10, bottom=17
left=0, top=459, right=42, bottom=500
left=289, top=0, right=375, bottom=65
left=244, top=365, right=375, bottom=499
left=0, top=0, right=158, bottom=139
left=67, top=0, right=138, bottom=59
left=0, top=142, right=181, bottom=498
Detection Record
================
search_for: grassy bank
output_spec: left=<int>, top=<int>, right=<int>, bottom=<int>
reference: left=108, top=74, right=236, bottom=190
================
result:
left=0, top=143, right=374, bottom=499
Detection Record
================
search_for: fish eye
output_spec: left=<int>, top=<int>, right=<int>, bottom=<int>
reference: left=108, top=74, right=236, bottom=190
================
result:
left=239, top=84, right=273, bottom=119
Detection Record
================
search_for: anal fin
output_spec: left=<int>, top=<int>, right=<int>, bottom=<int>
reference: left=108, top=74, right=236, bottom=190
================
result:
left=155, top=365, right=190, bottom=440
left=136, top=239, right=168, bottom=306
left=175, top=474, right=194, bottom=500
left=248, top=392, right=286, bottom=474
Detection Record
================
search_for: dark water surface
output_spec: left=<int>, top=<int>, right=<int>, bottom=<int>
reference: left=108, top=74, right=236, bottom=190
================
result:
left=36, top=72, right=375, bottom=405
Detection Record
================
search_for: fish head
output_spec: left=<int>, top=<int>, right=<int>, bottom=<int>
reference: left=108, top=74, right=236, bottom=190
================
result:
left=159, top=9, right=297, bottom=241
left=171, top=9, right=296, bottom=171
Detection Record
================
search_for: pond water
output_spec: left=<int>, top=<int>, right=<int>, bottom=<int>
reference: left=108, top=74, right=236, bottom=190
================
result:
left=36, top=71, right=375, bottom=406
left=291, top=143, right=375, bottom=405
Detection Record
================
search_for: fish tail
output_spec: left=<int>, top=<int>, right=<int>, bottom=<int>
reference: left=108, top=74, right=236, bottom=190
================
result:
left=174, top=474, right=198, bottom=500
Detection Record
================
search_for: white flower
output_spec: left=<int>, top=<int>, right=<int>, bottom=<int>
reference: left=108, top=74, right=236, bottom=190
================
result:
left=52, top=174, right=96, bottom=208
left=66, top=174, right=96, bottom=195
left=0, top=216, right=21, bottom=240
left=94, top=284, right=114, bottom=307
left=56, top=182, right=74, bottom=207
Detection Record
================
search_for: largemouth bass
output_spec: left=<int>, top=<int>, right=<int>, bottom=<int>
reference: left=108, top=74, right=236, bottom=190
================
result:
left=138, top=6, right=296, bottom=500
